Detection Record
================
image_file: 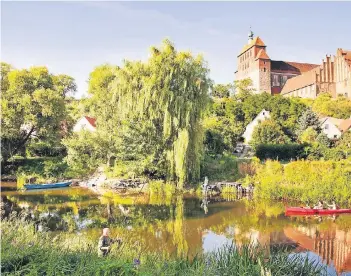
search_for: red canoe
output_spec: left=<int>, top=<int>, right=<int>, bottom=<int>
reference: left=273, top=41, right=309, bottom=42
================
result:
left=285, top=207, right=351, bottom=216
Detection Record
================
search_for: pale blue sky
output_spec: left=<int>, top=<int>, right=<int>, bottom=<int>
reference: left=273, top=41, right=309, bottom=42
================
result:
left=2, top=1, right=351, bottom=98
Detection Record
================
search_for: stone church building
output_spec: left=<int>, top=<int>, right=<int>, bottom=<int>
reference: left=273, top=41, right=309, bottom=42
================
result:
left=235, top=30, right=351, bottom=99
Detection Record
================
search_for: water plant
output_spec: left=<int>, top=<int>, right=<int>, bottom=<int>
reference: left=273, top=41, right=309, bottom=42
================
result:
left=1, top=215, right=328, bottom=276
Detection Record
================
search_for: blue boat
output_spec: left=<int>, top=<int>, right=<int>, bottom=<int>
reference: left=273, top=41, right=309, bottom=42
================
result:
left=24, top=181, right=72, bottom=190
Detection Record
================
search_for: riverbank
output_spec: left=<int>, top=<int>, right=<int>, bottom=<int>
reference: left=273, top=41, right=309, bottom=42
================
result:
left=1, top=217, right=327, bottom=276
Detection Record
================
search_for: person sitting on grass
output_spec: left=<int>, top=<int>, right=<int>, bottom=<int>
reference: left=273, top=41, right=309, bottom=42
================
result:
left=313, top=200, right=324, bottom=210
left=98, top=228, right=122, bottom=257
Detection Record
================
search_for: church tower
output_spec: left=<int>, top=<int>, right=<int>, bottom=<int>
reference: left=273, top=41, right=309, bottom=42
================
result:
left=235, top=29, right=271, bottom=94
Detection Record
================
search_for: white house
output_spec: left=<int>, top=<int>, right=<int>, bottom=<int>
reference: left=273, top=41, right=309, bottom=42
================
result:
left=73, top=116, right=96, bottom=132
left=242, top=109, right=271, bottom=143
left=319, top=117, right=343, bottom=140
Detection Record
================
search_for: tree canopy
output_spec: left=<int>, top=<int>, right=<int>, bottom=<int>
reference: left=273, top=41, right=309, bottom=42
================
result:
left=65, top=40, right=212, bottom=187
left=1, top=63, right=76, bottom=165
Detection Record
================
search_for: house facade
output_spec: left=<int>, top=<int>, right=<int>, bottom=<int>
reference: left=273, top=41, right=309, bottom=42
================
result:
left=320, top=117, right=343, bottom=140
left=73, top=116, right=96, bottom=132
left=242, top=109, right=271, bottom=143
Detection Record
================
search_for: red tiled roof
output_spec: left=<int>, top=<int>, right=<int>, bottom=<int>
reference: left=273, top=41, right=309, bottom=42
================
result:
left=255, top=49, right=270, bottom=60
left=271, top=61, right=320, bottom=74
left=84, top=116, right=96, bottom=128
left=238, top=36, right=266, bottom=56
left=339, top=119, right=351, bottom=133
left=281, top=67, right=320, bottom=95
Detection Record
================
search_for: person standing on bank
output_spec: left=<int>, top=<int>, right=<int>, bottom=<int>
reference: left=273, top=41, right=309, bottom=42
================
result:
left=98, top=228, right=116, bottom=257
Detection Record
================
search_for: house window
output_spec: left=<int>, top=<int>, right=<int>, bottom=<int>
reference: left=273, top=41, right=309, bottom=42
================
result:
left=262, top=112, right=265, bottom=115
left=325, top=124, right=329, bottom=130
left=264, top=68, right=266, bottom=72
left=273, top=75, right=279, bottom=86
left=334, top=135, right=337, bottom=139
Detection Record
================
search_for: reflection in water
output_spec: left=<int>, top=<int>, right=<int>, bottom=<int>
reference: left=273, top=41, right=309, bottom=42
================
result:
left=1, top=182, right=351, bottom=275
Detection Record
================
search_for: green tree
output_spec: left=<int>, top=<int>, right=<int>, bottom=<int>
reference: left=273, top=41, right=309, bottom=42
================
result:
left=296, top=108, right=320, bottom=137
left=211, top=84, right=232, bottom=98
left=1, top=64, right=76, bottom=164
left=312, top=93, right=351, bottom=119
left=250, top=120, right=291, bottom=149
left=336, top=132, right=351, bottom=158
left=66, top=40, right=211, bottom=187
left=300, top=127, right=318, bottom=144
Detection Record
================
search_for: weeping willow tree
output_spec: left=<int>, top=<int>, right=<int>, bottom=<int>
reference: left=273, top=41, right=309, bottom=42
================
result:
left=93, top=39, right=211, bottom=187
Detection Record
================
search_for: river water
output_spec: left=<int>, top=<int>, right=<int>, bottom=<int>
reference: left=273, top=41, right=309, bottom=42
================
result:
left=1, top=182, right=351, bottom=275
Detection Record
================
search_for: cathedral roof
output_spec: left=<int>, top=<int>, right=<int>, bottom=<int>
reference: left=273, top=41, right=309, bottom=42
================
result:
left=238, top=36, right=266, bottom=56
left=281, top=67, right=320, bottom=95
left=271, top=61, right=320, bottom=74
left=255, top=49, right=270, bottom=60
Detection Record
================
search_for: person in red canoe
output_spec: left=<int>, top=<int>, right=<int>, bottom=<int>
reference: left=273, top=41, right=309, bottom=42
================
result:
left=327, top=200, right=338, bottom=210
left=313, top=200, right=324, bottom=210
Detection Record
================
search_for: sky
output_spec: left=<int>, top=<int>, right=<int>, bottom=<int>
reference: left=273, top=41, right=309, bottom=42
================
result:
left=2, top=1, right=351, bottom=98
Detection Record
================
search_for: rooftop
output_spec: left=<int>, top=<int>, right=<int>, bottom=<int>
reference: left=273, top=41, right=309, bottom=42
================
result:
left=281, top=67, right=320, bottom=94
left=84, top=116, right=96, bottom=128
left=238, top=36, right=266, bottom=56
left=271, top=61, right=320, bottom=74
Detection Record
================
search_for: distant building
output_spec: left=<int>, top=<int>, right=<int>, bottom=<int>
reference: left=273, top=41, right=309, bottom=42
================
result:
left=235, top=29, right=319, bottom=95
left=319, top=117, right=351, bottom=140
left=339, top=118, right=351, bottom=135
left=235, top=29, right=351, bottom=99
left=282, top=49, right=351, bottom=99
left=320, top=117, right=343, bottom=140
left=242, top=109, right=270, bottom=143
left=73, top=116, right=96, bottom=132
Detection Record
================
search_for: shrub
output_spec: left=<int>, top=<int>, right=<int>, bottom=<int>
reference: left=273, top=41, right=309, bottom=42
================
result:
left=255, top=144, right=306, bottom=161
left=201, top=154, right=239, bottom=181
left=252, top=160, right=351, bottom=204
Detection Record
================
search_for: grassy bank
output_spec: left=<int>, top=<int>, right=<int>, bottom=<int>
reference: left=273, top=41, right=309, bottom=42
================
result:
left=1, top=215, right=327, bottom=276
left=252, top=160, right=351, bottom=205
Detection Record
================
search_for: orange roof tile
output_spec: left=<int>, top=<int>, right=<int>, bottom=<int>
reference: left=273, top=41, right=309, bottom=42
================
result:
left=84, top=116, right=96, bottom=128
left=255, top=49, right=270, bottom=60
left=238, top=36, right=266, bottom=56
left=339, top=119, right=351, bottom=133
left=281, top=67, right=320, bottom=95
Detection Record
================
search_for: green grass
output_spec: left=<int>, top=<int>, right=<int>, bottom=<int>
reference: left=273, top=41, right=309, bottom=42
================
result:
left=1, top=215, right=327, bottom=276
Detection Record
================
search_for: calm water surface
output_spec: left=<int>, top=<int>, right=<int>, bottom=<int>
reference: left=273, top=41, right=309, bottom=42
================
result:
left=1, top=182, right=351, bottom=275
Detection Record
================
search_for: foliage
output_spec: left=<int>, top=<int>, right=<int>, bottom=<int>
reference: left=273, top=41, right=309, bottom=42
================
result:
left=311, top=93, right=351, bottom=119
left=255, top=144, right=307, bottom=161
left=14, top=157, right=69, bottom=183
left=296, top=108, right=320, bottom=138
left=252, top=160, right=351, bottom=204
left=250, top=120, right=291, bottom=149
left=148, top=180, right=176, bottom=198
left=63, top=131, right=108, bottom=177
left=211, top=83, right=233, bottom=98
left=1, top=63, right=76, bottom=165
left=2, top=217, right=327, bottom=276
left=201, top=154, right=239, bottom=181
left=67, top=40, right=212, bottom=187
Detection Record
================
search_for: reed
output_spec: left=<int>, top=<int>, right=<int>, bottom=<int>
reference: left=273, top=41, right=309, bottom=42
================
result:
left=1, top=215, right=327, bottom=276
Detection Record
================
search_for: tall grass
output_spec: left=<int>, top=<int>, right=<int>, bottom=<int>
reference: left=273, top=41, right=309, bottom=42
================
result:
left=1, top=215, right=327, bottom=276
left=252, top=160, right=351, bottom=204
